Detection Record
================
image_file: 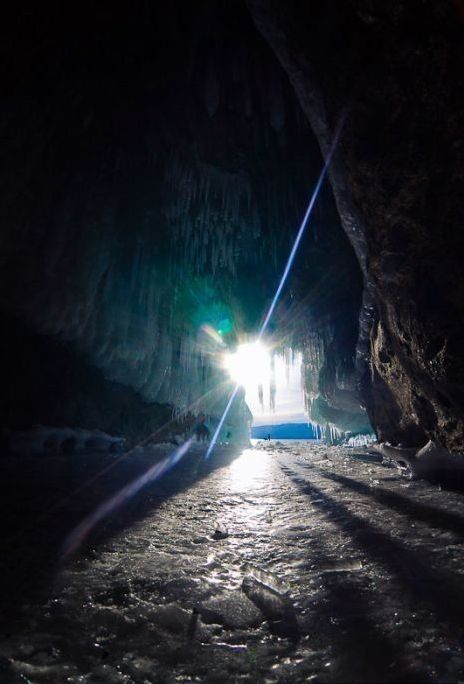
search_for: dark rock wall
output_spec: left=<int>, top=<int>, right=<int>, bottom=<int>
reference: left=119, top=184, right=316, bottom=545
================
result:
left=248, top=0, right=464, bottom=449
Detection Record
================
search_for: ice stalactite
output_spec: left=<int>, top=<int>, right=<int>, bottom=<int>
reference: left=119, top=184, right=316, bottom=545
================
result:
left=164, top=150, right=257, bottom=277
left=302, top=331, right=326, bottom=407
left=301, top=326, right=367, bottom=435
left=329, top=425, right=342, bottom=444
left=280, top=347, right=290, bottom=386
left=346, top=434, right=376, bottom=447
left=269, top=354, right=276, bottom=412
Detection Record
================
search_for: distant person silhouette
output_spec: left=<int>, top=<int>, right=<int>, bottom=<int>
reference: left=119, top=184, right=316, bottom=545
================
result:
left=194, top=413, right=210, bottom=443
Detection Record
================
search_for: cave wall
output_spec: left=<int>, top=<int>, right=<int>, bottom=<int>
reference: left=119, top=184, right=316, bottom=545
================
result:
left=0, top=314, right=175, bottom=444
left=248, top=0, right=464, bottom=449
left=1, top=1, right=367, bottom=440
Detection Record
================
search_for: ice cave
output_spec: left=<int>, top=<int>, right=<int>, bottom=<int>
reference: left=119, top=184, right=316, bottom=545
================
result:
left=1, top=2, right=464, bottom=682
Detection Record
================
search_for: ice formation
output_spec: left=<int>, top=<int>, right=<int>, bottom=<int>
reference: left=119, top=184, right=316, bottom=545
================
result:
left=373, top=440, right=464, bottom=479
left=5, top=425, right=125, bottom=456
left=0, top=16, right=366, bottom=442
left=345, top=433, right=376, bottom=448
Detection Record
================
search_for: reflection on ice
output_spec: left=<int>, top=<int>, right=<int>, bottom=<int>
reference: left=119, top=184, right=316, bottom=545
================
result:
left=227, top=448, right=269, bottom=491
left=5, top=441, right=464, bottom=682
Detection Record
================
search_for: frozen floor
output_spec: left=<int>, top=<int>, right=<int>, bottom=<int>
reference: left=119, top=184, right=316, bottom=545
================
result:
left=2, top=441, right=464, bottom=682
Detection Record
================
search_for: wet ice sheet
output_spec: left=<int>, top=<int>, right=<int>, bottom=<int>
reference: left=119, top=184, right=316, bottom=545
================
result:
left=2, top=442, right=464, bottom=682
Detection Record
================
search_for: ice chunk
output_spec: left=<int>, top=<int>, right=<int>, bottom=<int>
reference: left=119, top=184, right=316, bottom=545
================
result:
left=242, top=575, right=299, bottom=641
left=200, top=590, right=263, bottom=628
left=213, top=523, right=229, bottom=540
left=374, top=440, right=464, bottom=479
left=8, top=658, right=77, bottom=680
left=150, top=604, right=210, bottom=640
left=415, top=439, right=463, bottom=474
left=317, top=559, right=363, bottom=574
left=242, top=564, right=289, bottom=594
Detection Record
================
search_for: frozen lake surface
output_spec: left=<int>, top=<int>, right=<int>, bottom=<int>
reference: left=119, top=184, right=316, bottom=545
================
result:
left=2, top=441, right=464, bottom=682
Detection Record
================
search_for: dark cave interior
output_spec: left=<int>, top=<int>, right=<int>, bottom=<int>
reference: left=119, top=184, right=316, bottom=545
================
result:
left=1, top=2, right=464, bottom=681
left=2, top=0, right=370, bottom=443
left=3, top=1, right=463, bottom=450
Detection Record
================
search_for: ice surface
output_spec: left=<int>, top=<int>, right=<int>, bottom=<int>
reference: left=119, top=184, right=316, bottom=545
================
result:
left=2, top=442, right=464, bottom=682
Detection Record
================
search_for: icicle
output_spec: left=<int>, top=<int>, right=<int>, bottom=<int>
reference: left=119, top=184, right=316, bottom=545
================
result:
left=269, top=354, right=276, bottom=412
left=285, top=348, right=290, bottom=385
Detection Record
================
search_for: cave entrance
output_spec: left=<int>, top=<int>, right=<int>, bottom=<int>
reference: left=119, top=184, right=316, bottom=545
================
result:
left=223, top=343, right=310, bottom=440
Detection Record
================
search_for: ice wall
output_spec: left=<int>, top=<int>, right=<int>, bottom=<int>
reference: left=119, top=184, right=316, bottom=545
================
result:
left=0, top=2, right=365, bottom=439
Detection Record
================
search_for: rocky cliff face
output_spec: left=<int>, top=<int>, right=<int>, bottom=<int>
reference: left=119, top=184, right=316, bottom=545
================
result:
left=1, top=2, right=366, bottom=441
left=248, top=0, right=464, bottom=450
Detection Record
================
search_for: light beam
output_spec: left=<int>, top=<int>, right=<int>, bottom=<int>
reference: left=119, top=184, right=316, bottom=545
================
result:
left=206, top=120, right=344, bottom=458
left=258, top=121, right=344, bottom=340
left=63, top=438, right=193, bottom=557
left=205, top=383, right=240, bottom=459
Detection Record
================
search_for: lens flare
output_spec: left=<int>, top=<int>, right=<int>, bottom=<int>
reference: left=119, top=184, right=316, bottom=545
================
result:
left=257, top=120, right=344, bottom=341
left=62, top=438, right=193, bottom=557
left=205, top=384, right=240, bottom=460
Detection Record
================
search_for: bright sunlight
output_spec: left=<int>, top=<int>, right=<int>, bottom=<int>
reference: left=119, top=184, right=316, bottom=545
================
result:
left=223, top=342, right=270, bottom=388
left=223, top=342, right=306, bottom=425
